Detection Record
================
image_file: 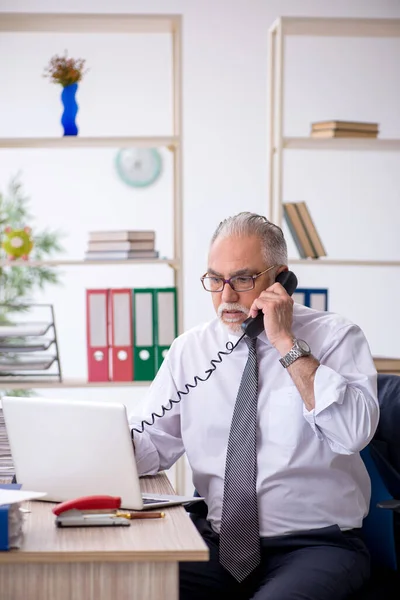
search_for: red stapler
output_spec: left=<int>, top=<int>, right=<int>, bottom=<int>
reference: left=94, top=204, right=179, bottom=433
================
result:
left=52, top=495, right=121, bottom=516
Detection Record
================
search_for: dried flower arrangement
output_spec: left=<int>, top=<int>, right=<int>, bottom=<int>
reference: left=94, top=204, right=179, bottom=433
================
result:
left=43, top=51, right=88, bottom=88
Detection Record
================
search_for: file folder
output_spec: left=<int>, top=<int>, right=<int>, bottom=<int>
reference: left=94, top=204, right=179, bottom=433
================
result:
left=86, top=289, right=110, bottom=382
left=0, top=483, right=22, bottom=551
left=132, top=288, right=156, bottom=381
left=109, top=288, right=134, bottom=381
left=154, top=287, right=178, bottom=371
left=293, top=288, right=328, bottom=311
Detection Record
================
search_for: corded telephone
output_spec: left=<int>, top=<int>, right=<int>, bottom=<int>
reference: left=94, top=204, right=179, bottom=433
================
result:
left=131, top=269, right=298, bottom=435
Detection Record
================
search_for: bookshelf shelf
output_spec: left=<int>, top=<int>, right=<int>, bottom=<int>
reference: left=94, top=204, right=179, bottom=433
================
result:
left=283, top=137, right=400, bottom=152
left=0, top=136, right=179, bottom=149
left=268, top=16, right=400, bottom=38
left=0, top=258, right=179, bottom=268
left=0, top=12, right=181, bottom=33
left=288, top=259, right=400, bottom=267
left=0, top=379, right=150, bottom=389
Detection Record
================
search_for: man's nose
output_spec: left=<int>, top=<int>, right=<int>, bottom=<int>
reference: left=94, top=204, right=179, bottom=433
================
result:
left=221, top=281, right=239, bottom=303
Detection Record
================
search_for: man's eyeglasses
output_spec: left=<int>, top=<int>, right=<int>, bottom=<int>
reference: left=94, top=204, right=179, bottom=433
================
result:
left=200, top=265, right=276, bottom=293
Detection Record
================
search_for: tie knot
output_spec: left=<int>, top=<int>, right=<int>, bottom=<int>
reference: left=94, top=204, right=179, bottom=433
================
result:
left=244, top=337, right=257, bottom=351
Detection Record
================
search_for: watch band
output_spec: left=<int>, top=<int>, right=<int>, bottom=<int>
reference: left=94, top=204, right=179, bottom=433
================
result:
left=279, top=339, right=311, bottom=368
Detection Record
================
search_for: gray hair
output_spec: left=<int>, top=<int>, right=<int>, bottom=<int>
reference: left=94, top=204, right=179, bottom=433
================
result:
left=210, top=211, right=288, bottom=265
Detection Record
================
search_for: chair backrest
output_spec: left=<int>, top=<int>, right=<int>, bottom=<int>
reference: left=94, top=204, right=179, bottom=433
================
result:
left=360, top=373, right=400, bottom=571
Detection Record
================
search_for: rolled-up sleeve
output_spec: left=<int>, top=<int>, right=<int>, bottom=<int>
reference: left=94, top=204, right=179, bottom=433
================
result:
left=128, top=351, right=185, bottom=476
left=302, top=324, right=379, bottom=454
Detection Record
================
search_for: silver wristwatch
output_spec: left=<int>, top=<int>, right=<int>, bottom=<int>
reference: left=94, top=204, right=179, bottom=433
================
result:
left=279, top=338, right=311, bottom=368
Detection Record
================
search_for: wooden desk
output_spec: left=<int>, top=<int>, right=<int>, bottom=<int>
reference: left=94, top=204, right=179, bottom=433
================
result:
left=0, top=473, right=209, bottom=600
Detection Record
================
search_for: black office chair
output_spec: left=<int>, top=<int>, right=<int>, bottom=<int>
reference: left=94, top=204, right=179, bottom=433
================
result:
left=353, top=373, right=400, bottom=599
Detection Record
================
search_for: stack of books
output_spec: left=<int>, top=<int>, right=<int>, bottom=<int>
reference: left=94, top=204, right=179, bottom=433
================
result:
left=84, top=230, right=159, bottom=261
left=283, top=202, right=326, bottom=259
left=310, top=120, right=379, bottom=139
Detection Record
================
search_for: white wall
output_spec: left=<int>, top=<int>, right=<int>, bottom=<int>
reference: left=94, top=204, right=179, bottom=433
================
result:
left=1, top=0, right=400, bottom=491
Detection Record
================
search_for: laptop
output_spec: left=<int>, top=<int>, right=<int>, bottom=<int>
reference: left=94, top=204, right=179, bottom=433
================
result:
left=1, top=395, right=203, bottom=511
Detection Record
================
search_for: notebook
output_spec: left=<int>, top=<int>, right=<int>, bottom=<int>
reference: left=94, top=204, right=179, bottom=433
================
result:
left=0, top=396, right=202, bottom=511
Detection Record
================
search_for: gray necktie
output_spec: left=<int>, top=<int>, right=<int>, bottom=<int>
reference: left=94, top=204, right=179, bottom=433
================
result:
left=219, top=337, right=261, bottom=582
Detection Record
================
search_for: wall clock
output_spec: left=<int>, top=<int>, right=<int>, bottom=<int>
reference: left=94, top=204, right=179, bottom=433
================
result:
left=115, top=148, right=162, bottom=188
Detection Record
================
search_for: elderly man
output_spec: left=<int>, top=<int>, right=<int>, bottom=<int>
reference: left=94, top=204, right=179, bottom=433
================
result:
left=129, top=212, right=379, bottom=600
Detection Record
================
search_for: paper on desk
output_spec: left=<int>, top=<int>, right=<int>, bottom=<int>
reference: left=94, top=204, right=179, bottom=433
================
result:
left=0, top=489, right=47, bottom=506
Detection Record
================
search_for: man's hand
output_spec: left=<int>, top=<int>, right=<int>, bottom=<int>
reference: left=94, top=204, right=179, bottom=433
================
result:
left=248, top=282, right=294, bottom=352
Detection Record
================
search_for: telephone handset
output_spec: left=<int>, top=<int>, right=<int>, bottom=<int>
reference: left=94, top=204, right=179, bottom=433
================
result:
left=240, top=270, right=298, bottom=339
left=131, top=270, right=298, bottom=435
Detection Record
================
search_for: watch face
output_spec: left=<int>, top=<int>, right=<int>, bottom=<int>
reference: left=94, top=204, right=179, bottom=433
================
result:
left=297, top=339, right=310, bottom=353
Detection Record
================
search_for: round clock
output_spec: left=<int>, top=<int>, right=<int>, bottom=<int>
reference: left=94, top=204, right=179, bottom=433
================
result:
left=115, top=147, right=162, bottom=188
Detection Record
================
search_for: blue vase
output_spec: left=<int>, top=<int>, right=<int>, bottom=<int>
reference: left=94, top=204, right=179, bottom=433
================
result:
left=61, top=83, right=79, bottom=136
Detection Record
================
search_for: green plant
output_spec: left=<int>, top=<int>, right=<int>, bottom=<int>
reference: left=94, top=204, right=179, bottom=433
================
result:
left=43, top=50, right=88, bottom=87
left=0, top=173, right=65, bottom=397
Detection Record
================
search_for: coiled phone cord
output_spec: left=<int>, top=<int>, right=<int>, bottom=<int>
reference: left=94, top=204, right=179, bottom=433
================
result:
left=131, top=331, right=246, bottom=436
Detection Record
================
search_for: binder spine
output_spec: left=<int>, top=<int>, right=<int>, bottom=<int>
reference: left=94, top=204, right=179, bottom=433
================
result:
left=132, top=288, right=156, bottom=381
left=86, top=289, right=110, bottom=382
left=154, top=288, right=178, bottom=371
left=109, top=289, right=134, bottom=382
left=0, top=505, right=9, bottom=550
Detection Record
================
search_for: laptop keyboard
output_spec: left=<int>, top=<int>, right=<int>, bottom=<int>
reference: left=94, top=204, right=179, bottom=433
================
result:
left=142, top=497, right=171, bottom=505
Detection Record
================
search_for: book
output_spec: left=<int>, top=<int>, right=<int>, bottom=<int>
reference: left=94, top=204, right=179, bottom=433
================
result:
left=311, top=120, right=379, bottom=132
left=294, top=202, right=326, bottom=258
left=310, top=129, right=378, bottom=139
left=88, top=230, right=155, bottom=242
left=283, top=203, right=317, bottom=259
left=87, top=240, right=155, bottom=252
left=84, top=250, right=160, bottom=261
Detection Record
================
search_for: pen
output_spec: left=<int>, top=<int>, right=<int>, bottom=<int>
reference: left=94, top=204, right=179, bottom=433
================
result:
left=81, top=511, right=165, bottom=520
left=116, top=511, right=165, bottom=520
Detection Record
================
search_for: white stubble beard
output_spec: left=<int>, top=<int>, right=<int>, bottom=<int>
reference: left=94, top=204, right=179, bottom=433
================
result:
left=217, top=302, right=249, bottom=334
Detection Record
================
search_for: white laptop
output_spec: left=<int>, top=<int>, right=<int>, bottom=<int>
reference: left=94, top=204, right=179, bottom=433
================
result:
left=1, top=395, right=202, bottom=511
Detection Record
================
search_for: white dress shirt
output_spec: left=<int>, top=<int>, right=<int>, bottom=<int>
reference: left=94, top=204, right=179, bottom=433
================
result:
left=129, top=303, right=379, bottom=537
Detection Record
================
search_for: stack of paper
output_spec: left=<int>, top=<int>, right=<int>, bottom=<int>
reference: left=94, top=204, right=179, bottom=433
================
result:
left=0, top=405, right=14, bottom=482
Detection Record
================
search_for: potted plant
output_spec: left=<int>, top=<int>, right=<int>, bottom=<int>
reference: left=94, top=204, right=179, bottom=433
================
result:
left=43, top=51, right=88, bottom=136
left=0, top=173, right=65, bottom=398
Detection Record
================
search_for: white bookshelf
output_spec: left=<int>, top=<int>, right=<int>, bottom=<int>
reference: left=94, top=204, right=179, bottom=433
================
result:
left=267, top=16, right=400, bottom=259
left=0, top=12, right=186, bottom=493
